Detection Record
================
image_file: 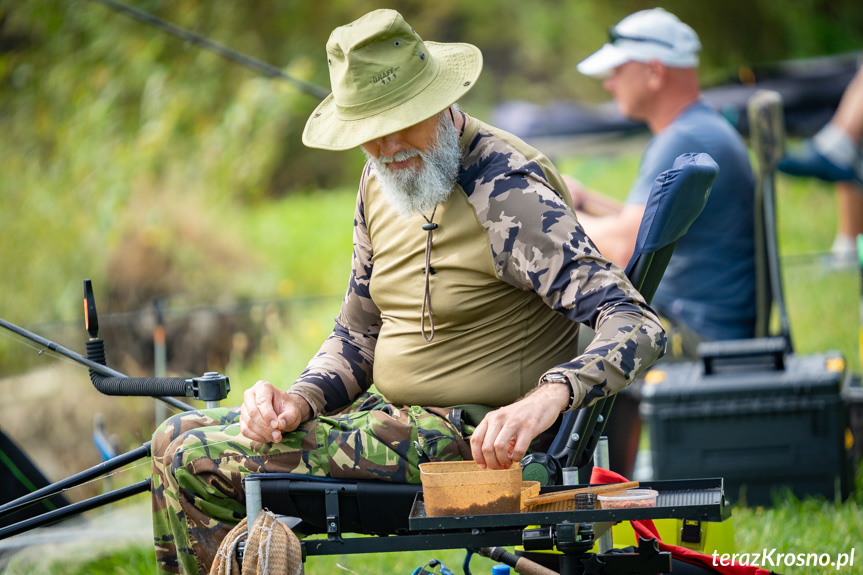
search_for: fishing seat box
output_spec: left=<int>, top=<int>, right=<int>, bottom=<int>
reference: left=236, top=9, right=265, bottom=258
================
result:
left=640, top=337, right=853, bottom=507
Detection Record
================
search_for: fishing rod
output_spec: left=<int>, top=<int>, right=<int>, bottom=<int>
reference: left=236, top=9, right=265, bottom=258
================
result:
left=0, top=280, right=232, bottom=412
left=0, top=317, right=189, bottom=413
left=0, top=444, right=152, bottom=538
left=88, top=0, right=331, bottom=100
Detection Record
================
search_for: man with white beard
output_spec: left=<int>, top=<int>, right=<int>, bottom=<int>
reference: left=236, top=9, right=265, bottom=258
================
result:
left=364, top=105, right=462, bottom=220
left=150, top=10, right=666, bottom=574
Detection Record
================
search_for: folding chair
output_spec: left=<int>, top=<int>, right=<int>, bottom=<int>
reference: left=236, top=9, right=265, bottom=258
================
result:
left=244, top=153, right=721, bottom=574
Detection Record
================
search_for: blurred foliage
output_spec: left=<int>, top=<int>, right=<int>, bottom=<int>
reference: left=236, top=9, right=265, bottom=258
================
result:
left=0, top=0, right=862, bottom=372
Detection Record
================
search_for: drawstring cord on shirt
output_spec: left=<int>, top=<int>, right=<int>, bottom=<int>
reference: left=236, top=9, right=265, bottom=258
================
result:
left=421, top=206, right=438, bottom=342
left=417, top=107, right=464, bottom=343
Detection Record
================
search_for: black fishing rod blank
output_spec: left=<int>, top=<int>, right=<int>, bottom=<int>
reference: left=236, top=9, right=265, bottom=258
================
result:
left=0, top=316, right=124, bottom=380
left=89, top=0, right=330, bottom=100
left=0, top=316, right=191, bottom=412
left=0, top=443, right=152, bottom=521
left=0, top=479, right=151, bottom=540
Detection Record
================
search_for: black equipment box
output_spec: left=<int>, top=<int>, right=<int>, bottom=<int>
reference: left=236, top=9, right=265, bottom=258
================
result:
left=640, top=338, right=853, bottom=507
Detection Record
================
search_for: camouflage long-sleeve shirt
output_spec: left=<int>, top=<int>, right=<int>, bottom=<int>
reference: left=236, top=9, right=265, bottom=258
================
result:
left=289, top=117, right=666, bottom=417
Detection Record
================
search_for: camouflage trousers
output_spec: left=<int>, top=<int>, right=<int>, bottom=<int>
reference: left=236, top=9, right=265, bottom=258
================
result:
left=151, top=392, right=472, bottom=574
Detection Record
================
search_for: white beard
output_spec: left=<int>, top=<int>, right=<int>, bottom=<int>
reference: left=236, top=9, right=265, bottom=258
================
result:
left=363, top=111, right=462, bottom=219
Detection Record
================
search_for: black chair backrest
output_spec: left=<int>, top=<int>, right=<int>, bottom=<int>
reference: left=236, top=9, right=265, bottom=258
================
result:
left=547, top=153, right=718, bottom=475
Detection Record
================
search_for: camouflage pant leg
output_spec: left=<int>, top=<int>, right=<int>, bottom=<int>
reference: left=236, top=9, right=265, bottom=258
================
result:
left=151, top=392, right=471, bottom=575
left=151, top=406, right=246, bottom=574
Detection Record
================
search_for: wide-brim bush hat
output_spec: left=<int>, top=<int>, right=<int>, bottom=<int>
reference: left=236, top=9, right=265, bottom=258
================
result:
left=577, top=8, right=701, bottom=77
left=302, top=9, right=483, bottom=151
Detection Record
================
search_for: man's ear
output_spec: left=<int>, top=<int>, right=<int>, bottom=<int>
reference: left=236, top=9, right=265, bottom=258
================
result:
left=646, top=61, right=667, bottom=91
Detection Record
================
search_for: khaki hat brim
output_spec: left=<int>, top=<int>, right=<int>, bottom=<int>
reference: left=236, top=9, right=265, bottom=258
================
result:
left=302, top=41, right=483, bottom=151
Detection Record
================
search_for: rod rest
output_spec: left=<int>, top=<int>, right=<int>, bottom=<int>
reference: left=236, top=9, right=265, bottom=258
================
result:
left=85, top=339, right=230, bottom=401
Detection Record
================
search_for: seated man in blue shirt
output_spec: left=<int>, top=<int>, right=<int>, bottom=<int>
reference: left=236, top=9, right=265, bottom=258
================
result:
left=570, top=8, right=757, bottom=355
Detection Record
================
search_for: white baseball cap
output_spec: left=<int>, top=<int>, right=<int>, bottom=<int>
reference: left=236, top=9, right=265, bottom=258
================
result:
left=577, top=8, right=701, bottom=77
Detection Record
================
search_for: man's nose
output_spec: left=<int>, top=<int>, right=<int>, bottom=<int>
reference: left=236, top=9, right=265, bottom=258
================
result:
left=602, top=76, right=615, bottom=92
left=378, top=132, right=404, bottom=158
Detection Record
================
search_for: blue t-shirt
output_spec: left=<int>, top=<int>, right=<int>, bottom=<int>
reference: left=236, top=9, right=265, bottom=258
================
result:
left=627, top=101, right=756, bottom=341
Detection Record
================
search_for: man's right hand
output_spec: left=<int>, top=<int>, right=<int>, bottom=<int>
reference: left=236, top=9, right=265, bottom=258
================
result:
left=469, top=381, right=570, bottom=470
left=240, top=380, right=311, bottom=443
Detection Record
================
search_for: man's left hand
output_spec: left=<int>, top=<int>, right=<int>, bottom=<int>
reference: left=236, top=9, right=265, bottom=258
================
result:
left=469, top=382, right=570, bottom=470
